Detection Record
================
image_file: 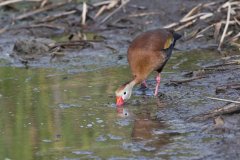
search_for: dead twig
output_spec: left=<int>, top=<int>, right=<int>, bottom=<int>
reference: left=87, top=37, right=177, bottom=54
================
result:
left=0, top=25, right=10, bottom=34
left=127, top=12, right=163, bottom=18
left=35, top=10, right=76, bottom=23
left=234, top=17, right=240, bottom=26
left=14, top=0, right=72, bottom=20
left=164, top=12, right=213, bottom=31
left=92, top=1, right=113, bottom=7
left=94, top=0, right=119, bottom=19
left=183, top=29, right=201, bottom=41
left=214, top=22, right=222, bottom=41
left=180, top=12, right=211, bottom=23
left=217, top=0, right=240, bottom=12
left=109, top=11, right=161, bottom=29
left=0, top=0, right=41, bottom=7
left=169, top=76, right=206, bottom=84
left=163, top=0, right=239, bottom=49
left=228, top=32, right=240, bottom=42
left=163, top=22, right=179, bottom=29
left=230, top=42, right=240, bottom=48
left=18, top=23, right=65, bottom=30
left=218, top=2, right=231, bottom=51
left=175, top=19, right=197, bottom=31
left=203, top=61, right=240, bottom=69
left=100, top=0, right=130, bottom=24
left=40, top=0, right=48, bottom=8
left=207, top=97, right=240, bottom=104
left=196, top=24, right=214, bottom=37
left=203, top=2, right=219, bottom=8
left=81, top=2, right=88, bottom=25
left=50, top=40, right=100, bottom=49
left=188, top=98, right=240, bottom=121
left=199, top=13, right=213, bottom=20
left=205, top=65, right=240, bottom=72
left=1, top=22, right=65, bottom=34
left=107, top=23, right=133, bottom=29
left=182, top=3, right=202, bottom=20
left=216, top=83, right=240, bottom=94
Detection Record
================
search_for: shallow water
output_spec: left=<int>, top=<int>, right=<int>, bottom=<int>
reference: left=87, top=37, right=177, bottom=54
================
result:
left=0, top=51, right=239, bottom=160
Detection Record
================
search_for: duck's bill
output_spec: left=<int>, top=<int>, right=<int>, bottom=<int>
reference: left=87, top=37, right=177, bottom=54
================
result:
left=116, top=96, right=124, bottom=106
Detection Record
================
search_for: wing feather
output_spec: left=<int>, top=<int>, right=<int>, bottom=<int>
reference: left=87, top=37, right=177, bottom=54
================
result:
left=163, top=36, right=174, bottom=49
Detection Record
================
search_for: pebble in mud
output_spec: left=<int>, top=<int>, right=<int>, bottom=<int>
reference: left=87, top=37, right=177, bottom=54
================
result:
left=42, top=139, right=52, bottom=143
left=122, top=142, right=156, bottom=152
left=72, top=151, right=93, bottom=155
left=58, top=103, right=81, bottom=109
left=96, top=135, right=107, bottom=142
left=87, top=124, right=93, bottom=128
left=115, top=118, right=131, bottom=127
left=96, top=134, right=122, bottom=141
left=33, top=88, right=40, bottom=92
left=96, top=119, right=103, bottom=123
left=214, top=116, right=225, bottom=127
left=107, top=134, right=122, bottom=140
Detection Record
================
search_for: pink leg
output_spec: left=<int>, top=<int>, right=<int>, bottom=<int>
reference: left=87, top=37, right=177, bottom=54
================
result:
left=154, top=73, right=161, bottom=96
left=141, top=80, right=148, bottom=88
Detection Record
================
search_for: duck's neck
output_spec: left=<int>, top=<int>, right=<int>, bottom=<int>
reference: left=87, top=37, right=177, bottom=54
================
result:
left=128, top=79, right=137, bottom=88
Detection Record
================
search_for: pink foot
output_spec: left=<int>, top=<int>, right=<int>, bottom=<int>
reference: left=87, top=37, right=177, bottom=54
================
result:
left=154, top=74, right=161, bottom=96
left=141, top=80, right=148, bottom=88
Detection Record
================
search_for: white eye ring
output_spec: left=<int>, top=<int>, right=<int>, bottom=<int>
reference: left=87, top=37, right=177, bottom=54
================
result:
left=124, top=92, right=127, bottom=95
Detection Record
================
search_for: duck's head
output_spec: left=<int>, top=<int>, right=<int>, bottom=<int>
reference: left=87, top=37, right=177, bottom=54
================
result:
left=115, top=81, right=135, bottom=106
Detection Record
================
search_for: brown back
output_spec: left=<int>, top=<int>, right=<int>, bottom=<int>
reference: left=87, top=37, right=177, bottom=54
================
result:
left=128, top=29, right=173, bottom=52
left=127, top=29, right=174, bottom=83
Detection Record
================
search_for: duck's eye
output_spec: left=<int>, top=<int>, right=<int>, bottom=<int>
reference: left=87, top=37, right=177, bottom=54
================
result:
left=124, top=91, right=127, bottom=95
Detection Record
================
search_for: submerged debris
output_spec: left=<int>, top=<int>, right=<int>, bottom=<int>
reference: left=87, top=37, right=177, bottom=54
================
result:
left=58, top=103, right=81, bottom=109
left=213, top=116, right=225, bottom=127
left=12, top=38, right=54, bottom=60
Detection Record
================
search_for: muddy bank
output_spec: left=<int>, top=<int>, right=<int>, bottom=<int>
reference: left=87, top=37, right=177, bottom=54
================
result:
left=0, top=0, right=239, bottom=69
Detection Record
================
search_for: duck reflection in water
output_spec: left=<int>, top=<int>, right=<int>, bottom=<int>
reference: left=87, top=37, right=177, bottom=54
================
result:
left=116, top=106, right=171, bottom=150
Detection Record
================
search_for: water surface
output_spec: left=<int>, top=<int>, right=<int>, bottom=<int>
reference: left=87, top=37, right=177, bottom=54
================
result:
left=0, top=51, right=230, bottom=159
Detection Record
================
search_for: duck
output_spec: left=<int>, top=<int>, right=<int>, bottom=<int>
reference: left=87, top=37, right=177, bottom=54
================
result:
left=115, top=28, right=181, bottom=106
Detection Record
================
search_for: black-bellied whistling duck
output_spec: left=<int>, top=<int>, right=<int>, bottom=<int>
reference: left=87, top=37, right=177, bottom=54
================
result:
left=115, top=28, right=181, bottom=106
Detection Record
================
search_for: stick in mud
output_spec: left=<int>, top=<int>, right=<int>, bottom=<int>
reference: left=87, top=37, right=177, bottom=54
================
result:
left=14, top=0, right=72, bottom=20
left=100, top=0, right=130, bottom=24
left=218, top=3, right=231, bottom=51
left=206, top=97, right=240, bottom=104
left=169, top=76, right=206, bottom=84
left=188, top=98, right=240, bottom=121
left=0, top=0, right=41, bottom=7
